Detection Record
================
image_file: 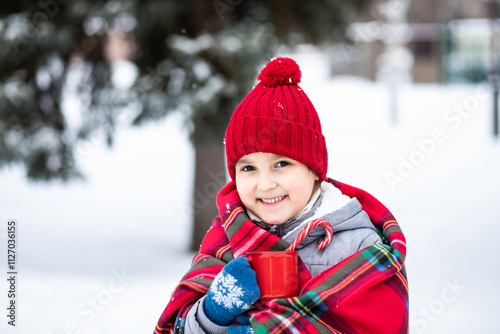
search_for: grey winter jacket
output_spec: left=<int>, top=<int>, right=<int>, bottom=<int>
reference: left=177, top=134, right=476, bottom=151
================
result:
left=185, top=182, right=382, bottom=333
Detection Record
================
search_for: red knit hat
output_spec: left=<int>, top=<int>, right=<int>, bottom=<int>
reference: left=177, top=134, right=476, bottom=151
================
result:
left=225, top=57, right=328, bottom=181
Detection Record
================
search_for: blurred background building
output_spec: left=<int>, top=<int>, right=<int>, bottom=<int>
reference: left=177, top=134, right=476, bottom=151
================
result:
left=330, top=0, right=496, bottom=83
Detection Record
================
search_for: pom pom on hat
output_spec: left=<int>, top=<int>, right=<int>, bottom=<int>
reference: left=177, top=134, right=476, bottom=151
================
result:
left=257, top=57, right=301, bottom=86
left=225, top=57, right=328, bottom=181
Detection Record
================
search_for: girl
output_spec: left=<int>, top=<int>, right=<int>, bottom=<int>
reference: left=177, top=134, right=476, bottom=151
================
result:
left=154, top=57, right=408, bottom=334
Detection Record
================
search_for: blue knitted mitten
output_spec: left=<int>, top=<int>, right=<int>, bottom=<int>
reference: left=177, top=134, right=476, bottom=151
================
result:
left=228, top=324, right=255, bottom=334
left=204, top=257, right=260, bottom=326
left=229, top=315, right=254, bottom=334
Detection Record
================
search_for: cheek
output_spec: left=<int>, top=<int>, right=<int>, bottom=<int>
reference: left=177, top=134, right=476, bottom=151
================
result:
left=236, top=179, right=253, bottom=203
left=284, top=177, right=304, bottom=195
left=286, top=174, right=315, bottom=201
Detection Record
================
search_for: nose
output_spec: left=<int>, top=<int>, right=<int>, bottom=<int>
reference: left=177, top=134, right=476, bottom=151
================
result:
left=257, top=174, right=278, bottom=191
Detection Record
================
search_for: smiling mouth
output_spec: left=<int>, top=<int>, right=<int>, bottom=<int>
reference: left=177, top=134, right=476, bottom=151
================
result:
left=259, top=196, right=286, bottom=204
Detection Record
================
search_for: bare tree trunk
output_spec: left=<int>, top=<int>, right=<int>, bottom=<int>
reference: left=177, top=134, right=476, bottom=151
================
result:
left=191, top=140, right=227, bottom=251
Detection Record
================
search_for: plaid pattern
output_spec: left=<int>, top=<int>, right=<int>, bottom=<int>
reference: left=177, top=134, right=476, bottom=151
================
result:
left=154, top=178, right=408, bottom=334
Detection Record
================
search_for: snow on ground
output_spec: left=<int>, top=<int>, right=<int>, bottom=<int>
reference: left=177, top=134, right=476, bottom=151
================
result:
left=1, top=49, right=500, bottom=333
left=0, top=113, right=196, bottom=333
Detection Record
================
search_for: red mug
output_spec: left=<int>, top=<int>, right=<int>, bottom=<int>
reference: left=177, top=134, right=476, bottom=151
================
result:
left=247, top=219, right=333, bottom=299
left=247, top=250, right=299, bottom=300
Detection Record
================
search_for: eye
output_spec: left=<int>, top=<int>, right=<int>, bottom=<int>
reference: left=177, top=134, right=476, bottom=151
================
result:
left=276, top=160, right=290, bottom=168
left=241, top=165, right=255, bottom=172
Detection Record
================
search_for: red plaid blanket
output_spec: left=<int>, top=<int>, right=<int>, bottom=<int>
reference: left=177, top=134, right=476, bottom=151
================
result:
left=154, top=178, right=409, bottom=333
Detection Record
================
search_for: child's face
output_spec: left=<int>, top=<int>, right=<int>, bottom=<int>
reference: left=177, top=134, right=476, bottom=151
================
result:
left=235, top=152, right=319, bottom=225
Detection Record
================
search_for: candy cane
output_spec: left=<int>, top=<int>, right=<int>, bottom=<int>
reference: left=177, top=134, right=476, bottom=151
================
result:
left=286, top=219, right=333, bottom=251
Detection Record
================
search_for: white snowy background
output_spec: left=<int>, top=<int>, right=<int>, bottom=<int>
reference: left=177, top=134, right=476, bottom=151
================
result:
left=1, top=49, right=499, bottom=333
